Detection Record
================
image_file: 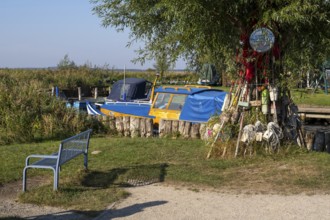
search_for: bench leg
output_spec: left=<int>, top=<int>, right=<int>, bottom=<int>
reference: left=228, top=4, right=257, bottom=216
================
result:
left=22, top=167, right=29, bottom=192
left=84, top=153, right=88, bottom=170
left=54, top=168, right=59, bottom=191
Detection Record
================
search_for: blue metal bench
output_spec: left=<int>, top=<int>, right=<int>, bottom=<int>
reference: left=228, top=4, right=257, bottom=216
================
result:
left=22, top=129, right=92, bottom=191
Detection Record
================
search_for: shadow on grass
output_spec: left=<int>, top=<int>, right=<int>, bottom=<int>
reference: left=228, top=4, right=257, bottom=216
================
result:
left=82, top=163, right=168, bottom=188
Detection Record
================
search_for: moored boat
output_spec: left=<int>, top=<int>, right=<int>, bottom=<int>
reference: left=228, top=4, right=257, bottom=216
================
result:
left=100, top=85, right=227, bottom=124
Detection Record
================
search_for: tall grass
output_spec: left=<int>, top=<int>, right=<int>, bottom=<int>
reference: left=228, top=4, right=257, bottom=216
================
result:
left=0, top=67, right=198, bottom=145
left=0, top=72, right=105, bottom=145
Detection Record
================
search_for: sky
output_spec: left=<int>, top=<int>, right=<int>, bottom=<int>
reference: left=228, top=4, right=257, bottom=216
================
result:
left=0, top=0, right=185, bottom=69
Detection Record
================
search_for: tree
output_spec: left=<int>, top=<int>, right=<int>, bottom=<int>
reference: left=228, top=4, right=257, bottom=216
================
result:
left=90, top=0, right=330, bottom=80
left=153, top=51, right=172, bottom=79
left=57, top=54, right=77, bottom=70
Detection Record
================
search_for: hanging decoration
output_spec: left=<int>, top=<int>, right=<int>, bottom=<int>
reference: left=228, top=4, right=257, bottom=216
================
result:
left=249, top=28, right=275, bottom=53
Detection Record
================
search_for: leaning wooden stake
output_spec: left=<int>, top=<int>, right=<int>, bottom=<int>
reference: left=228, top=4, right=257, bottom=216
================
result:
left=206, top=119, right=226, bottom=159
left=235, top=109, right=245, bottom=158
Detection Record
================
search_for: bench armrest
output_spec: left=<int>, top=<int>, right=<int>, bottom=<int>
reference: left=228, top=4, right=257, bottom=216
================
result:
left=25, top=154, right=58, bottom=166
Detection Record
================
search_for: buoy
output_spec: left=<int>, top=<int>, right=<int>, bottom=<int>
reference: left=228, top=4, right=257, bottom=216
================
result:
left=261, top=88, right=269, bottom=114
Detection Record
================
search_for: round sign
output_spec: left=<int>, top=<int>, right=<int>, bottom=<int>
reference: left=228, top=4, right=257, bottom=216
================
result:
left=249, top=28, right=275, bottom=53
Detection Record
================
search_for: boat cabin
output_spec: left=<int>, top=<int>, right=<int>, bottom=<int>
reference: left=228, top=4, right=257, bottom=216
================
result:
left=107, top=78, right=152, bottom=102
left=149, top=86, right=227, bottom=124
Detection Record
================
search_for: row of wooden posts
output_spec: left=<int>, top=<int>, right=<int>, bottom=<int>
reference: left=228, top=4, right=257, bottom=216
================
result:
left=89, top=115, right=208, bottom=139
left=89, top=115, right=330, bottom=153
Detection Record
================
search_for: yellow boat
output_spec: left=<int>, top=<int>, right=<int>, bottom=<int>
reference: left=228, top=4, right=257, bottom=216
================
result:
left=100, top=84, right=227, bottom=125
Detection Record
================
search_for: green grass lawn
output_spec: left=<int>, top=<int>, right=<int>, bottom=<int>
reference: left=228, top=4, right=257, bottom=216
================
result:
left=291, top=89, right=330, bottom=106
left=2, top=136, right=330, bottom=213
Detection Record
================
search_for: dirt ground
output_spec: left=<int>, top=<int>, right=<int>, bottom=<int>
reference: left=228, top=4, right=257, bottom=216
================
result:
left=1, top=179, right=330, bottom=220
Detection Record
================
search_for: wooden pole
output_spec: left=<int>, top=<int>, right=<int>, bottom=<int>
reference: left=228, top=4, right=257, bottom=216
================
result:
left=94, top=87, right=98, bottom=99
left=78, top=87, right=82, bottom=101
left=235, top=109, right=245, bottom=158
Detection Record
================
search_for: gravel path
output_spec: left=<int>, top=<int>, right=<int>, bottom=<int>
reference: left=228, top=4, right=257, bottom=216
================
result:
left=2, top=181, right=330, bottom=220
left=97, top=184, right=330, bottom=220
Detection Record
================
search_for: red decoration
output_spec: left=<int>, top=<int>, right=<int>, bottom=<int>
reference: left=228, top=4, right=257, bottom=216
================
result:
left=245, top=63, right=254, bottom=83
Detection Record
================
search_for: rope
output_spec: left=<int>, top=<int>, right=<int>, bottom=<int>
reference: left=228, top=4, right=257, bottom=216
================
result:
left=255, top=120, right=266, bottom=132
left=263, top=122, right=283, bottom=149
left=241, top=124, right=256, bottom=144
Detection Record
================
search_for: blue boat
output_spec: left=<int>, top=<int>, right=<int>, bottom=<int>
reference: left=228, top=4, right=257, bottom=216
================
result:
left=100, top=85, right=227, bottom=124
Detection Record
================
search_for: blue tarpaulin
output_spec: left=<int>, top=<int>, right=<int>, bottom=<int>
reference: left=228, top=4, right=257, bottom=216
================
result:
left=179, top=90, right=227, bottom=122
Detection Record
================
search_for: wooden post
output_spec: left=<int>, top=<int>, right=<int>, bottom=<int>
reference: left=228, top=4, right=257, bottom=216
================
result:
left=78, top=87, right=82, bottom=101
left=115, top=116, right=124, bottom=136
left=130, top=117, right=140, bottom=138
left=123, top=116, right=131, bottom=137
left=164, top=120, right=172, bottom=136
left=305, top=131, right=314, bottom=151
left=146, top=118, right=153, bottom=137
left=102, top=115, right=109, bottom=127
left=183, top=121, right=191, bottom=138
left=109, top=116, right=116, bottom=131
left=179, top=121, right=185, bottom=135
left=190, top=123, right=200, bottom=139
left=140, top=118, right=146, bottom=137
left=159, top=119, right=166, bottom=137
left=172, top=120, right=179, bottom=134
left=94, top=87, right=98, bottom=99
left=199, top=123, right=207, bottom=140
